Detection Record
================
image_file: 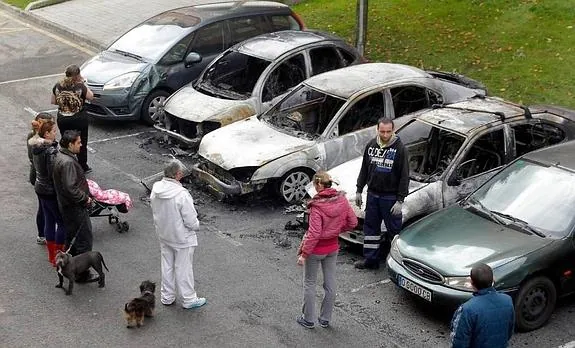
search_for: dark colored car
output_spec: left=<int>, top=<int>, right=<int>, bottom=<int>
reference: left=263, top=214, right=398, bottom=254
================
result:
left=80, top=1, right=304, bottom=125
left=387, top=140, right=575, bottom=332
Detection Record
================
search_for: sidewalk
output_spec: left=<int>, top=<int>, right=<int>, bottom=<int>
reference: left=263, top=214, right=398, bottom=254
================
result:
left=5, top=0, right=228, bottom=51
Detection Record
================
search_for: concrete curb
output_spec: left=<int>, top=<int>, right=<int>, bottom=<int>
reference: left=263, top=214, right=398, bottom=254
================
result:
left=0, top=1, right=105, bottom=53
left=25, top=0, right=68, bottom=11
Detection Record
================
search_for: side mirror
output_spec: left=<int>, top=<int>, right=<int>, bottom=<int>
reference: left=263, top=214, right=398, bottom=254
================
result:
left=185, top=52, right=202, bottom=67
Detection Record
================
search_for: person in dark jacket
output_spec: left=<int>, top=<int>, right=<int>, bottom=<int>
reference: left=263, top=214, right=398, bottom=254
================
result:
left=296, top=171, right=358, bottom=329
left=27, top=112, right=54, bottom=245
left=52, top=130, right=95, bottom=282
left=354, top=118, right=409, bottom=269
left=51, top=64, right=94, bottom=173
left=32, top=120, right=67, bottom=266
left=450, top=263, right=514, bottom=348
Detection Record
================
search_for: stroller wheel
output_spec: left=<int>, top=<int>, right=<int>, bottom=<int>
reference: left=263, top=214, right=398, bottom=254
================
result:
left=121, top=221, right=130, bottom=232
left=108, top=216, right=119, bottom=225
left=115, top=223, right=124, bottom=233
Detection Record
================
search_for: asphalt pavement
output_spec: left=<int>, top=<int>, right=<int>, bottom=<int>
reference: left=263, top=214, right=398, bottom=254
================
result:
left=1, top=3, right=575, bottom=348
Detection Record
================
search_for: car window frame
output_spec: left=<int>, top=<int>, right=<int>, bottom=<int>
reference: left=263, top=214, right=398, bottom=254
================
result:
left=256, top=51, right=308, bottom=103
left=385, top=83, right=443, bottom=119
left=446, top=124, right=511, bottom=184
left=226, top=15, right=273, bottom=48
left=188, top=20, right=227, bottom=58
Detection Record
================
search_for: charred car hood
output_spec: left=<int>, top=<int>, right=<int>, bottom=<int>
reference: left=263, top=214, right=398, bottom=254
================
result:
left=163, top=85, right=255, bottom=124
left=199, top=116, right=314, bottom=169
left=398, top=206, right=552, bottom=276
left=81, top=51, right=148, bottom=84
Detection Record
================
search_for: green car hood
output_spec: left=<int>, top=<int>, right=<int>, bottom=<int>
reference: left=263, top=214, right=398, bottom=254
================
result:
left=398, top=206, right=552, bottom=276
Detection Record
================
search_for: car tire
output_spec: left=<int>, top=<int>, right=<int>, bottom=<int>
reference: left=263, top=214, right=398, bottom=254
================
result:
left=277, top=169, right=313, bottom=203
left=515, top=276, right=557, bottom=332
left=141, top=90, right=170, bottom=126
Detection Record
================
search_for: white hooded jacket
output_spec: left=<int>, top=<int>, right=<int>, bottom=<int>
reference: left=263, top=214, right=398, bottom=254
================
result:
left=150, top=178, right=199, bottom=248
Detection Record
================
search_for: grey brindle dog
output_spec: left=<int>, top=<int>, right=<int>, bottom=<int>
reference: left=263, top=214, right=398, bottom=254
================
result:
left=55, top=250, right=109, bottom=295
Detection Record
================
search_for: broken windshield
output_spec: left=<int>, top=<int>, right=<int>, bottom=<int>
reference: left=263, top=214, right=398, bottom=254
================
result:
left=197, top=51, right=271, bottom=100
left=261, top=85, right=346, bottom=140
left=398, top=119, right=465, bottom=182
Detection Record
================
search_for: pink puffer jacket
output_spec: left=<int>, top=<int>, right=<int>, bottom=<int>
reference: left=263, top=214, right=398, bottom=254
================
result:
left=299, top=188, right=358, bottom=258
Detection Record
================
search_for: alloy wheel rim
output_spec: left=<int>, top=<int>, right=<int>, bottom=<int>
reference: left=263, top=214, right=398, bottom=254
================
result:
left=522, top=286, right=548, bottom=321
left=148, top=96, right=166, bottom=121
left=281, top=172, right=310, bottom=202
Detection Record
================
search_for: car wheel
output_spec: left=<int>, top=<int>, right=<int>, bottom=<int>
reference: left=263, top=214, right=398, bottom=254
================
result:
left=515, top=276, right=557, bottom=332
left=141, top=90, right=170, bottom=126
left=277, top=169, right=313, bottom=203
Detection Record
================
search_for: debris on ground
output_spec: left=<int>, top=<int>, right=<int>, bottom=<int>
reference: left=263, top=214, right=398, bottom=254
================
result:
left=274, top=236, right=291, bottom=248
left=169, top=147, right=193, bottom=157
left=284, top=204, right=306, bottom=214
left=284, top=220, right=302, bottom=230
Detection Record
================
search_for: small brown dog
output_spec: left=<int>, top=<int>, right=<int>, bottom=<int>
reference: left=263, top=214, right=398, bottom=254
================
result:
left=124, top=280, right=156, bottom=328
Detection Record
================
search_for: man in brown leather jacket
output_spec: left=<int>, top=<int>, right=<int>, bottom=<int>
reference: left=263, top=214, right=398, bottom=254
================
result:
left=52, top=130, right=94, bottom=281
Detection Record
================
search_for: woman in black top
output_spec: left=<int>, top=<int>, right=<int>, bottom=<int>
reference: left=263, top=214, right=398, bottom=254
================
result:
left=51, top=64, right=94, bottom=173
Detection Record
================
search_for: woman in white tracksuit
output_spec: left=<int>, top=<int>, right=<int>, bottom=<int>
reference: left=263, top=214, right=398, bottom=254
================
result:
left=150, top=159, right=206, bottom=309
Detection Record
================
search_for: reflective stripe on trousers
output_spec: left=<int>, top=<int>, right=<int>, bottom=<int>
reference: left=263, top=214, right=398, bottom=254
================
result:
left=362, top=192, right=402, bottom=263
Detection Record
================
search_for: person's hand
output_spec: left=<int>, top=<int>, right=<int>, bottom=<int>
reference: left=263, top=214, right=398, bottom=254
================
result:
left=86, top=197, right=93, bottom=207
left=390, top=201, right=403, bottom=216
left=355, top=192, right=363, bottom=207
left=297, top=255, right=305, bottom=266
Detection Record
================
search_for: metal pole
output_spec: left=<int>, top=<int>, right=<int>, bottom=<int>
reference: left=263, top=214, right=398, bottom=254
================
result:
left=356, top=0, right=368, bottom=56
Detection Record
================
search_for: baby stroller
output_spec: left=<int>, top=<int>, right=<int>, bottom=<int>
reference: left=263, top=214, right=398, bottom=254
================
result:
left=87, top=179, right=132, bottom=233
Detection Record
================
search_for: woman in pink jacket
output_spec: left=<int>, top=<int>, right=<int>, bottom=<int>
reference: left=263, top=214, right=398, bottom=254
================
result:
left=296, top=171, right=358, bottom=329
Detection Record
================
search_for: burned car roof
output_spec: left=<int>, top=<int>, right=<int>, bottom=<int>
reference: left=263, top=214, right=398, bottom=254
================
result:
left=235, top=30, right=339, bottom=61
left=303, top=63, right=432, bottom=99
left=416, top=97, right=526, bottom=135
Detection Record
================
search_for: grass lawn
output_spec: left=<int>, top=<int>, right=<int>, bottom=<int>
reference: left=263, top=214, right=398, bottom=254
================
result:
left=3, top=0, right=34, bottom=8
left=294, top=0, right=575, bottom=108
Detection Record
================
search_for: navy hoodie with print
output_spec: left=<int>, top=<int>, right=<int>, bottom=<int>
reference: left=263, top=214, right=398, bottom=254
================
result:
left=356, top=136, right=409, bottom=201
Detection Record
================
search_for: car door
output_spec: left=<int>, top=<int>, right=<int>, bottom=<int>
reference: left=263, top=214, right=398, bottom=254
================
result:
left=319, top=91, right=387, bottom=170
left=442, top=126, right=513, bottom=205
left=258, top=53, right=307, bottom=112
left=161, top=21, right=226, bottom=91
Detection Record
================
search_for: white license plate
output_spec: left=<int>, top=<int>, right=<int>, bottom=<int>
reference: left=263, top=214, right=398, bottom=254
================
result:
left=398, top=275, right=432, bottom=302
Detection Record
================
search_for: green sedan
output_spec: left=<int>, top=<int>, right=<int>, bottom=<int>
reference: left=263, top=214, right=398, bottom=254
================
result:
left=387, top=140, right=575, bottom=332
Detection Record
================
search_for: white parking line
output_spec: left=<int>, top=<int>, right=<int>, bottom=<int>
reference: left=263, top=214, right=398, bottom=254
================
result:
left=0, top=72, right=62, bottom=86
left=559, top=341, right=575, bottom=348
left=87, top=131, right=155, bottom=145
left=351, top=279, right=391, bottom=293
left=205, top=225, right=243, bottom=247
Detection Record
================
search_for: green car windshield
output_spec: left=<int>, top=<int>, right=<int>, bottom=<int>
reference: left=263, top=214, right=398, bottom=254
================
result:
left=471, top=159, right=575, bottom=237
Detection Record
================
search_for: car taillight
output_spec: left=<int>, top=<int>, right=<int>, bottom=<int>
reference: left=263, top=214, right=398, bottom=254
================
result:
left=291, top=12, right=306, bottom=30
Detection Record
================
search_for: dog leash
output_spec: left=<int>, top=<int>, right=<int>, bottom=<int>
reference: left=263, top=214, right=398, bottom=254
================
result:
left=64, top=218, right=85, bottom=254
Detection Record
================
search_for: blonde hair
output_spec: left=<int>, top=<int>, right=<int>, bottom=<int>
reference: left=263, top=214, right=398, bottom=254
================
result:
left=313, top=171, right=333, bottom=188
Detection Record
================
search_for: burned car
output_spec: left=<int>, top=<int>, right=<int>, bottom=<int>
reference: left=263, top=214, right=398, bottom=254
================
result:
left=317, top=98, right=575, bottom=244
left=155, top=30, right=363, bottom=146
left=191, top=63, right=486, bottom=203
left=81, top=1, right=304, bottom=125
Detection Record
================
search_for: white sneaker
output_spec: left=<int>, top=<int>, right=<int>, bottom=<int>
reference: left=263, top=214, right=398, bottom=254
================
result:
left=182, top=297, right=206, bottom=309
left=36, top=237, right=46, bottom=245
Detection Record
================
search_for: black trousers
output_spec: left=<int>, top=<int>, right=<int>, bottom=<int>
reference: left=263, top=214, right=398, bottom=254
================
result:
left=57, top=111, right=89, bottom=170
left=60, top=204, right=93, bottom=256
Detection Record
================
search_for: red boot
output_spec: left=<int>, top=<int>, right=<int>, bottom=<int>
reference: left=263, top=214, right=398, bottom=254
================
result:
left=46, top=241, right=56, bottom=266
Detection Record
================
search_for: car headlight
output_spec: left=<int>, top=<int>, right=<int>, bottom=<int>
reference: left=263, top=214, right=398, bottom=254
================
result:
left=103, top=72, right=140, bottom=91
left=444, top=276, right=474, bottom=292
left=389, top=235, right=403, bottom=263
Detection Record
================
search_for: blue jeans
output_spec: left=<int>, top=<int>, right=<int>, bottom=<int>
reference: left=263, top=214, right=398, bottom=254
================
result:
left=36, top=196, right=45, bottom=238
left=39, top=197, right=66, bottom=244
left=362, top=192, right=402, bottom=265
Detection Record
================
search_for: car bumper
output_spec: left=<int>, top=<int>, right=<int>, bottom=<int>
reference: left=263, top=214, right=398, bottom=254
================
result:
left=154, top=124, right=202, bottom=148
left=190, top=162, right=266, bottom=199
left=386, top=255, right=473, bottom=308
left=84, top=89, right=141, bottom=121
